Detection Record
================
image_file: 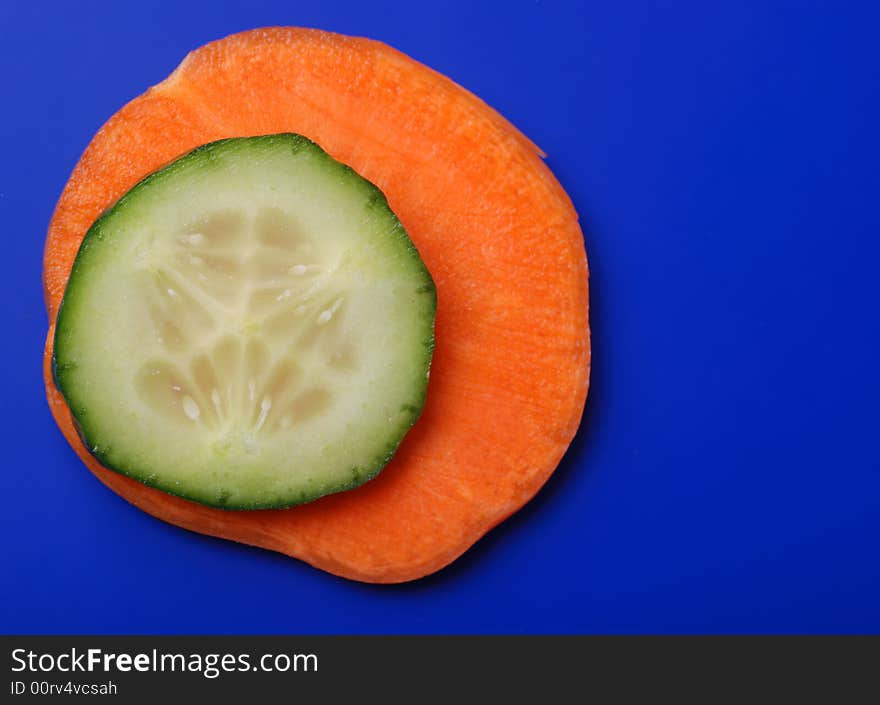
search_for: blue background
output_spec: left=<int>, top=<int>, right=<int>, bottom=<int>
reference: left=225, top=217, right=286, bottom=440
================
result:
left=2, top=0, right=879, bottom=634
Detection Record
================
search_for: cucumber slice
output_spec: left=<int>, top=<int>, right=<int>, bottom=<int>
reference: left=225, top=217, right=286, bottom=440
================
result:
left=54, top=135, right=436, bottom=509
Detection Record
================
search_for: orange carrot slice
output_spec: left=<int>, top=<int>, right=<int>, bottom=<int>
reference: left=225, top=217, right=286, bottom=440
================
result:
left=43, top=28, right=590, bottom=583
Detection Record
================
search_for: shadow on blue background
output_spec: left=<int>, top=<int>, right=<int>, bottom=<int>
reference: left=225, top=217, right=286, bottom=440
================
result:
left=2, top=0, right=878, bottom=633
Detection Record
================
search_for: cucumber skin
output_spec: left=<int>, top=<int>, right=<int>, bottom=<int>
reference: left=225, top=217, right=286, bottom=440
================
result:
left=53, top=134, right=436, bottom=511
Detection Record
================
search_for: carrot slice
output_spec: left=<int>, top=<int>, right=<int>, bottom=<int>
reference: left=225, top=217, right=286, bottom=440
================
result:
left=43, top=28, right=590, bottom=583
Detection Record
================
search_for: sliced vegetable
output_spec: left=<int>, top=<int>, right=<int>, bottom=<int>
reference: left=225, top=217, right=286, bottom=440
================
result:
left=54, top=134, right=435, bottom=509
left=44, top=28, right=590, bottom=582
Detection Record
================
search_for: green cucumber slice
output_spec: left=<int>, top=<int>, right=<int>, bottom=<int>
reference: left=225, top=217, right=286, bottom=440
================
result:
left=54, top=134, right=436, bottom=509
